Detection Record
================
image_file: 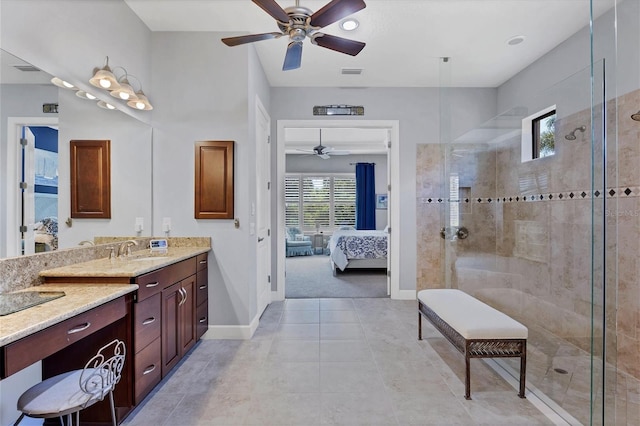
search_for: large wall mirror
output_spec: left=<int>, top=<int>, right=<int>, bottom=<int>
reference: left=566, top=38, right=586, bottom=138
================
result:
left=0, top=49, right=153, bottom=259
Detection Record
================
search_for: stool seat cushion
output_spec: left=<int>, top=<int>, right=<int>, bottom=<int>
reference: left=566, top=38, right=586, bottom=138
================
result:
left=417, top=289, right=528, bottom=340
left=17, top=368, right=109, bottom=418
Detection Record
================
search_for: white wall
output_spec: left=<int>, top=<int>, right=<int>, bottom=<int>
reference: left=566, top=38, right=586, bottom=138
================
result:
left=57, top=89, right=153, bottom=249
left=150, top=31, right=269, bottom=330
left=270, top=87, right=498, bottom=291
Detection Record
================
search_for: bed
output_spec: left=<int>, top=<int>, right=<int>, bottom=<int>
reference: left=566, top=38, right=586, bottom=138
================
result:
left=328, top=228, right=388, bottom=274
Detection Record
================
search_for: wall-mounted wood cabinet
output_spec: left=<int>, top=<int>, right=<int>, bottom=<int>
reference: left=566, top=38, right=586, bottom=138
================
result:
left=194, top=140, right=234, bottom=219
left=70, top=139, right=111, bottom=218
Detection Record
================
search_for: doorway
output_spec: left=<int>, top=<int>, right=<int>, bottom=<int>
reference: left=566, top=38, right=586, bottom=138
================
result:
left=275, top=120, right=400, bottom=301
left=5, top=117, right=59, bottom=258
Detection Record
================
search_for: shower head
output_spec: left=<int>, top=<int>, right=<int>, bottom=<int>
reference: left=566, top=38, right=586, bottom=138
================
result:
left=631, top=110, right=640, bottom=121
left=564, top=125, right=586, bottom=140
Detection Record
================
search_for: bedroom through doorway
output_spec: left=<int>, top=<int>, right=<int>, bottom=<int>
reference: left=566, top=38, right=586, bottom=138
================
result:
left=278, top=121, right=399, bottom=299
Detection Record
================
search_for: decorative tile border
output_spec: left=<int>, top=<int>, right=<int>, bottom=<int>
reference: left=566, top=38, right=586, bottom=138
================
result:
left=418, top=186, right=640, bottom=204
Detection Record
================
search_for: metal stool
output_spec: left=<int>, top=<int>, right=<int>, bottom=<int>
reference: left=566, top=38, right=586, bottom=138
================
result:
left=14, top=339, right=126, bottom=426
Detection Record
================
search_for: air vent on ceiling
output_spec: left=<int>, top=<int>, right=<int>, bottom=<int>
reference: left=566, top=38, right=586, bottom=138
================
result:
left=13, top=64, right=41, bottom=72
left=341, top=68, right=363, bottom=75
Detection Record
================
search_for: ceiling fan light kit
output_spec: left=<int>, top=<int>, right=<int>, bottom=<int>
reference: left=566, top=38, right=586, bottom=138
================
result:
left=221, top=0, right=366, bottom=71
left=296, top=128, right=352, bottom=159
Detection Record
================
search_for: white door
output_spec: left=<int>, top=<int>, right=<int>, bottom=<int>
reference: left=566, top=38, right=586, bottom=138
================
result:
left=256, top=97, right=272, bottom=317
left=385, top=130, right=392, bottom=296
left=21, top=127, right=36, bottom=255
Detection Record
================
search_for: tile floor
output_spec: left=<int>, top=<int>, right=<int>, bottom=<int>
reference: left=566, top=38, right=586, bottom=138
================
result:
left=122, top=298, right=555, bottom=425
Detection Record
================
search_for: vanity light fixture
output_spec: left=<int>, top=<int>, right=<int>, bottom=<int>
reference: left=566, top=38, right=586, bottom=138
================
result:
left=50, top=77, right=76, bottom=89
left=76, top=90, right=97, bottom=100
left=97, top=100, right=117, bottom=110
left=127, top=90, right=153, bottom=110
left=89, top=56, right=121, bottom=90
left=109, top=74, right=138, bottom=101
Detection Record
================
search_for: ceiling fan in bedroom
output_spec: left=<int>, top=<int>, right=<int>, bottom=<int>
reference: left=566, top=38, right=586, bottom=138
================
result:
left=221, top=0, right=367, bottom=71
left=296, top=129, right=351, bottom=159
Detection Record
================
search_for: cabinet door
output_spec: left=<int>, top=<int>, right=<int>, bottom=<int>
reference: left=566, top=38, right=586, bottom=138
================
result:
left=70, top=139, right=111, bottom=218
left=179, top=275, right=197, bottom=355
left=161, top=282, right=181, bottom=377
left=194, top=141, right=234, bottom=219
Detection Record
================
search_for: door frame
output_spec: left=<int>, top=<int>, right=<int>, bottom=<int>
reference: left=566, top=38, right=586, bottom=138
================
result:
left=255, top=96, right=271, bottom=318
left=4, top=117, right=58, bottom=258
left=275, top=119, right=400, bottom=300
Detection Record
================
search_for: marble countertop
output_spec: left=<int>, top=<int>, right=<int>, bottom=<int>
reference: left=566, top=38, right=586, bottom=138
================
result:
left=39, top=247, right=210, bottom=278
left=0, top=283, right=138, bottom=346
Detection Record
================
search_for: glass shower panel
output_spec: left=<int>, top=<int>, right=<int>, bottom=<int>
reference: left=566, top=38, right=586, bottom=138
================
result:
left=439, top=61, right=606, bottom=424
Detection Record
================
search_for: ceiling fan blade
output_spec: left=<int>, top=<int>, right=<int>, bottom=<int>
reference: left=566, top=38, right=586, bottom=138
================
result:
left=310, top=0, right=366, bottom=28
left=221, top=32, right=282, bottom=47
left=252, top=0, right=290, bottom=23
left=283, top=41, right=303, bottom=71
left=312, top=33, right=365, bottom=56
left=318, top=153, right=331, bottom=160
left=325, top=150, right=350, bottom=155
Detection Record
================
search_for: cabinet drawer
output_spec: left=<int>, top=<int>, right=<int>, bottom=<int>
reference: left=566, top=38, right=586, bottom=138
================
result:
left=134, top=293, right=161, bottom=354
left=196, top=268, right=208, bottom=307
left=3, top=297, right=126, bottom=378
left=135, top=268, right=169, bottom=301
left=134, top=337, right=162, bottom=405
left=196, top=253, right=208, bottom=271
left=196, top=302, right=208, bottom=340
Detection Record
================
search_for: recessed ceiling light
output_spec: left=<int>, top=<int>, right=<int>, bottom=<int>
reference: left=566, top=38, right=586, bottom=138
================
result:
left=507, top=35, right=526, bottom=46
left=340, top=18, right=359, bottom=31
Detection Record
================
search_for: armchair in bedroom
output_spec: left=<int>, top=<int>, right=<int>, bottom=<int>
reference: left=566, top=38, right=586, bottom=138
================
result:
left=285, top=227, right=313, bottom=257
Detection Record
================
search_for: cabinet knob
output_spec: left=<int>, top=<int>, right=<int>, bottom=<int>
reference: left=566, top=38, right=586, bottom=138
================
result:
left=67, top=322, right=91, bottom=334
left=142, top=317, right=156, bottom=325
left=142, top=365, right=156, bottom=375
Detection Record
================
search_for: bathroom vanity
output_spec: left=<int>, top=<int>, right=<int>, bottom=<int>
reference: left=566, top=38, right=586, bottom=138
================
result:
left=0, top=245, right=210, bottom=425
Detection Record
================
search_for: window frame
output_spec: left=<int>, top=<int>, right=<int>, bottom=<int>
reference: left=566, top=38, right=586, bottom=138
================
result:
left=285, top=172, right=356, bottom=231
left=521, top=105, right=556, bottom=162
left=531, top=109, right=556, bottom=159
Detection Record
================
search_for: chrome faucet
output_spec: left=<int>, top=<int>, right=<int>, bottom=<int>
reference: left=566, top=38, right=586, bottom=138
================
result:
left=117, top=240, right=138, bottom=258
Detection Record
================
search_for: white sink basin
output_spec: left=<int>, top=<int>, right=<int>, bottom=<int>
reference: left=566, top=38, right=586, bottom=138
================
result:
left=131, top=256, right=170, bottom=262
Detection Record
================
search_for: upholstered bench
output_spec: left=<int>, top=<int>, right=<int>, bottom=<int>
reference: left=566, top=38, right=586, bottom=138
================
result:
left=417, top=289, right=528, bottom=400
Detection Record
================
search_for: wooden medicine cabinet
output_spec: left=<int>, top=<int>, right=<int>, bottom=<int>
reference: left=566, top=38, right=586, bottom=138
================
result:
left=70, top=139, right=111, bottom=218
left=194, top=140, right=234, bottom=219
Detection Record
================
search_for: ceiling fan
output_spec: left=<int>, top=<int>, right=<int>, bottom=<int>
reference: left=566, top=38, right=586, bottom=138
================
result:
left=221, top=0, right=366, bottom=71
left=296, top=129, right=351, bottom=159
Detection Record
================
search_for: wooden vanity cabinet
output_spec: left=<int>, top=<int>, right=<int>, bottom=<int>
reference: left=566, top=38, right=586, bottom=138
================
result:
left=195, top=252, right=209, bottom=339
left=131, top=255, right=203, bottom=403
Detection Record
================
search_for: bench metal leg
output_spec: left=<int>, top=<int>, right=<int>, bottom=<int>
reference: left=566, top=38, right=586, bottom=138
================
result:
left=465, top=353, right=472, bottom=400
left=418, top=312, right=422, bottom=340
left=519, top=352, right=527, bottom=398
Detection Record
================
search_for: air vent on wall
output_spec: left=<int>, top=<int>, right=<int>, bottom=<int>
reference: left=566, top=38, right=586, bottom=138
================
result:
left=341, top=68, right=363, bottom=75
left=13, top=64, right=41, bottom=72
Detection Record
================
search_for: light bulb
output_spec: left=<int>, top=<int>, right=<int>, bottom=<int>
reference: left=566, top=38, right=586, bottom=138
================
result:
left=100, top=79, right=111, bottom=89
left=119, top=92, right=130, bottom=100
left=106, top=103, right=115, bottom=110
left=136, top=101, right=145, bottom=110
left=62, top=80, right=74, bottom=88
left=86, top=93, right=97, bottom=100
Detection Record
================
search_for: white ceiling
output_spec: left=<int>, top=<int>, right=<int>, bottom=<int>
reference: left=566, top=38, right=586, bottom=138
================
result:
left=124, top=0, right=611, bottom=88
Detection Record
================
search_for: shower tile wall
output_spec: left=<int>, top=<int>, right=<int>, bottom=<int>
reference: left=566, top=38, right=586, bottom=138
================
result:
left=416, top=88, right=640, bottom=424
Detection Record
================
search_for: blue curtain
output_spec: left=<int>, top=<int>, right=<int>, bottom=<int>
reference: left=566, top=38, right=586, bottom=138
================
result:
left=355, top=163, right=376, bottom=230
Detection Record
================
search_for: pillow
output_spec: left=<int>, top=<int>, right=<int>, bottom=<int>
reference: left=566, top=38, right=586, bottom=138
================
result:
left=295, top=234, right=306, bottom=241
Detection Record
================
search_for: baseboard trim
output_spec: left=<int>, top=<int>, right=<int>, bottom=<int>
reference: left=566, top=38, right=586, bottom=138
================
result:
left=201, top=314, right=260, bottom=340
left=392, top=289, right=416, bottom=300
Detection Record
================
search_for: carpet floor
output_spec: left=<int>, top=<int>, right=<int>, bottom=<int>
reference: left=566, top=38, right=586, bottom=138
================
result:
left=285, top=254, right=388, bottom=298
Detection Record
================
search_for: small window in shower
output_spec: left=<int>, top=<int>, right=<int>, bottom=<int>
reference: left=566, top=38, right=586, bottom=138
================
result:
left=521, top=105, right=556, bottom=162
left=532, top=109, right=556, bottom=158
